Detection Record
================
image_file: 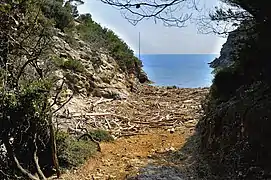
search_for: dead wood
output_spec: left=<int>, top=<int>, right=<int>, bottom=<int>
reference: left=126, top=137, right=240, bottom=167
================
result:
left=56, top=85, right=209, bottom=138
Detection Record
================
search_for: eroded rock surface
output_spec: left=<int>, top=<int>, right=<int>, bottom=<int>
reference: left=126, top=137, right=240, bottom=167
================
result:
left=51, top=31, right=144, bottom=99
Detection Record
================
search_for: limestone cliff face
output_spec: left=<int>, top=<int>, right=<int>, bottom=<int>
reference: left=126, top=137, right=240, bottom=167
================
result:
left=51, top=31, right=147, bottom=99
left=209, top=33, right=235, bottom=69
left=209, top=22, right=256, bottom=70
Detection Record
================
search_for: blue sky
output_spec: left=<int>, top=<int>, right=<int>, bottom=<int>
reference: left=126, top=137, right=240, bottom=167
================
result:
left=78, top=0, right=227, bottom=54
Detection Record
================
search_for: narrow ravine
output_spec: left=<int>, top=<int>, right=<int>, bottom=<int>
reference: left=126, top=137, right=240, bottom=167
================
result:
left=59, top=85, right=209, bottom=180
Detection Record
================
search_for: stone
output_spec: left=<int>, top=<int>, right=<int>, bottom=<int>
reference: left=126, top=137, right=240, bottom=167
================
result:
left=55, top=70, right=64, bottom=79
left=167, top=128, right=175, bottom=134
left=129, top=165, right=184, bottom=180
left=186, top=119, right=197, bottom=124
left=107, top=175, right=116, bottom=179
left=165, top=147, right=175, bottom=152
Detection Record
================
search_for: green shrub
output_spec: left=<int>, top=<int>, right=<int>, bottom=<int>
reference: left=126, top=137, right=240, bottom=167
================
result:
left=56, top=131, right=98, bottom=169
left=0, top=80, right=54, bottom=178
left=41, top=0, right=74, bottom=31
left=64, top=28, right=79, bottom=48
left=211, top=67, right=244, bottom=102
left=53, top=56, right=85, bottom=73
left=166, top=85, right=177, bottom=89
left=75, top=14, right=145, bottom=80
left=88, top=129, right=114, bottom=142
left=56, top=129, right=113, bottom=169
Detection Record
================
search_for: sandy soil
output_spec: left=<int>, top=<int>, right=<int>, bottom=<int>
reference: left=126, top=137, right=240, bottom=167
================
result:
left=58, top=85, right=209, bottom=180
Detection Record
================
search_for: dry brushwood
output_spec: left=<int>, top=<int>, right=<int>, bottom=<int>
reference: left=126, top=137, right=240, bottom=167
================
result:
left=56, top=85, right=209, bottom=138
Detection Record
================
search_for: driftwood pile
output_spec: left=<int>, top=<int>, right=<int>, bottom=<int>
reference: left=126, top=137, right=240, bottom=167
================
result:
left=54, top=85, right=209, bottom=138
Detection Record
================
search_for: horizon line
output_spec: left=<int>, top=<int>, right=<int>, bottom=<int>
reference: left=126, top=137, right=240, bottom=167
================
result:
left=135, top=53, right=219, bottom=55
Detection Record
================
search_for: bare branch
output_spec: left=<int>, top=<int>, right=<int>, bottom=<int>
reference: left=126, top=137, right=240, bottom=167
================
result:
left=52, top=93, right=74, bottom=114
left=3, top=139, right=39, bottom=180
left=16, top=56, right=40, bottom=84
left=50, top=77, right=66, bottom=108
left=193, top=4, right=254, bottom=36
left=101, top=0, right=199, bottom=27
left=0, top=169, right=10, bottom=179
left=13, top=154, right=40, bottom=180
left=33, top=133, right=47, bottom=180
left=78, top=133, right=101, bottom=152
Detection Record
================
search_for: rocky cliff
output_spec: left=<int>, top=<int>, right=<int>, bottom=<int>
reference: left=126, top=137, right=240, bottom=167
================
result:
left=200, top=20, right=271, bottom=179
left=51, top=30, right=148, bottom=100
left=209, top=22, right=256, bottom=70
left=0, top=1, right=150, bottom=178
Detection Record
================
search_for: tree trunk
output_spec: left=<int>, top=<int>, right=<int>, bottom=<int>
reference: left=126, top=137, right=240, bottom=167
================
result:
left=49, top=117, right=61, bottom=178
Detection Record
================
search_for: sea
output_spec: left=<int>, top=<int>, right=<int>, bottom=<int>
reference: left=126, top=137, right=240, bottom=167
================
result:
left=139, top=54, right=218, bottom=88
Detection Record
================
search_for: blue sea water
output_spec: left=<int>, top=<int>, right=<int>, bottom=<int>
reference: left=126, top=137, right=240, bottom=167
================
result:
left=140, top=54, right=218, bottom=88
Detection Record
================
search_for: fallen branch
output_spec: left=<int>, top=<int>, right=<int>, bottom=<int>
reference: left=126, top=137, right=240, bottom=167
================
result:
left=121, top=133, right=148, bottom=137
left=75, top=121, right=81, bottom=132
left=93, top=97, right=113, bottom=107
left=111, top=119, right=121, bottom=128
left=67, top=127, right=84, bottom=135
left=132, top=121, right=152, bottom=124
left=105, top=118, right=112, bottom=129
left=72, top=112, right=131, bottom=122
left=113, top=114, right=130, bottom=122
left=84, top=112, right=111, bottom=116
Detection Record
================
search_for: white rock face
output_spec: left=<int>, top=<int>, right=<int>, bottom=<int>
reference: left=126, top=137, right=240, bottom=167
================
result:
left=51, top=31, right=143, bottom=99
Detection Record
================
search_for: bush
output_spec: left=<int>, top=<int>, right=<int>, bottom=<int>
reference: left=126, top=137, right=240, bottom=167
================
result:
left=53, top=56, right=85, bottom=73
left=88, top=129, right=114, bottom=142
left=0, top=80, right=54, bottom=178
left=211, top=67, right=244, bottom=102
left=41, top=0, right=74, bottom=31
left=56, top=131, right=98, bottom=169
left=75, top=14, right=145, bottom=81
left=56, top=130, right=113, bottom=169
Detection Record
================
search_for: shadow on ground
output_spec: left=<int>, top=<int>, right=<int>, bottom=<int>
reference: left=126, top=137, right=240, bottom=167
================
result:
left=126, top=130, right=216, bottom=180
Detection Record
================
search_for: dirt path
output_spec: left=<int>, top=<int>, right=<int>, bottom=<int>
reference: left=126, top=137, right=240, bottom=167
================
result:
left=59, top=85, right=209, bottom=180
left=61, top=128, right=193, bottom=180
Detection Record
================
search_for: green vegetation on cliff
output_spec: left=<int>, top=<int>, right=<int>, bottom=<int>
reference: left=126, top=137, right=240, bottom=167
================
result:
left=41, top=0, right=145, bottom=79
left=197, top=1, right=271, bottom=179
left=0, top=0, right=146, bottom=179
left=75, top=14, right=144, bottom=79
left=3, top=0, right=271, bottom=178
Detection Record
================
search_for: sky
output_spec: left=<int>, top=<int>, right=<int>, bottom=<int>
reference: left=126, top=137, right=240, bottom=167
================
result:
left=78, top=0, right=227, bottom=54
